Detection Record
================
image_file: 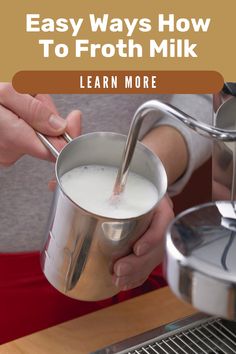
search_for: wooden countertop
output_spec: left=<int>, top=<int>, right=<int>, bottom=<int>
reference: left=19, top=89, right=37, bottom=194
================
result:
left=1, top=287, right=196, bottom=354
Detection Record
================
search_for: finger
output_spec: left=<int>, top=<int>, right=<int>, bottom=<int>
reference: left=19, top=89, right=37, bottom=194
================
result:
left=113, top=247, right=163, bottom=290
left=0, top=105, right=54, bottom=162
left=46, top=110, right=82, bottom=156
left=133, top=196, right=174, bottom=256
left=48, top=179, right=57, bottom=192
left=47, top=112, right=81, bottom=189
left=0, top=106, right=22, bottom=164
left=0, top=84, right=66, bottom=135
left=36, top=94, right=58, bottom=114
left=113, top=274, right=148, bottom=291
left=32, top=94, right=63, bottom=160
left=114, top=248, right=164, bottom=277
left=66, top=110, right=82, bottom=138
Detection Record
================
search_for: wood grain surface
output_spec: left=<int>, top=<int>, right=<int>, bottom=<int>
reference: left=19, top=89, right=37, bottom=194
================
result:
left=1, top=287, right=196, bottom=354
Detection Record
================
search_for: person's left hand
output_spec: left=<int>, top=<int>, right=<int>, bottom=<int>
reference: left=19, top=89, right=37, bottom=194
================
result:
left=112, top=194, right=174, bottom=291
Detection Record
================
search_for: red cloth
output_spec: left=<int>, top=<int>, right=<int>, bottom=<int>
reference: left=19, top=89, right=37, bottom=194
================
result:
left=0, top=252, right=166, bottom=344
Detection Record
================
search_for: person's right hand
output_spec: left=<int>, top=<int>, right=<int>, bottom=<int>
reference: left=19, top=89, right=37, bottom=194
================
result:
left=112, top=194, right=174, bottom=290
left=0, top=83, right=81, bottom=166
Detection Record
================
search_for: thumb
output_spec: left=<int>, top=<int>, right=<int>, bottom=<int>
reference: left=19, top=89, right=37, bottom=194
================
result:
left=45, top=110, right=82, bottom=158
left=0, top=84, right=66, bottom=136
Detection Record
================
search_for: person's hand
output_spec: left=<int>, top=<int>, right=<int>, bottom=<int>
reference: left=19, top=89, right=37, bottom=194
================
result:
left=0, top=83, right=81, bottom=166
left=112, top=195, right=174, bottom=290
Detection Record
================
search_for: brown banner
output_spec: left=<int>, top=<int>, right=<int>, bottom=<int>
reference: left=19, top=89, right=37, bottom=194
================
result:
left=12, top=71, right=223, bottom=94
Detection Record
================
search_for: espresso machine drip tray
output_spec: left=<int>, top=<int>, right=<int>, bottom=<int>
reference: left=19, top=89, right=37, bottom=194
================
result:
left=93, top=313, right=236, bottom=354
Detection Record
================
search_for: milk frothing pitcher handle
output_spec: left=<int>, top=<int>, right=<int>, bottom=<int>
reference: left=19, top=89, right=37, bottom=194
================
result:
left=36, top=131, right=73, bottom=158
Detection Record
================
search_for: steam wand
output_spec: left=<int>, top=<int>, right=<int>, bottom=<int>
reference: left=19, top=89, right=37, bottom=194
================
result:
left=112, top=99, right=236, bottom=195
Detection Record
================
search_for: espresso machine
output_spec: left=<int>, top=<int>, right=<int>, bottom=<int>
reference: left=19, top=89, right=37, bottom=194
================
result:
left=166, top=83, right=236, bottom=320
left=93, top=84, right=236, bottom=353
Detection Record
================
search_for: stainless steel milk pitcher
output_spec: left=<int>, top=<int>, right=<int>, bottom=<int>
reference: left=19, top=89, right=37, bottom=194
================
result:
left=40, top=132, right=167, bottom=301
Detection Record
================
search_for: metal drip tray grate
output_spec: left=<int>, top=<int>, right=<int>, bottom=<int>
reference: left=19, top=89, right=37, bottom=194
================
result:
left=127, top=318, right=236, bottom=354
left=93, top=314, right=236, bottom=354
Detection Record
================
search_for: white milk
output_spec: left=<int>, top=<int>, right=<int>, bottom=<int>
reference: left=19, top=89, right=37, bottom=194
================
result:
left=60, top=165, right=158, bottom=218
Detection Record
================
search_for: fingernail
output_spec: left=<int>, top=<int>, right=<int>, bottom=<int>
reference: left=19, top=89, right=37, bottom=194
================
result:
left=49, top=115, right=66, bottom=130
left=115, top=262, right=132, bottom=276
left=135, top=242, right=150, bottom=256
left=114, top=278, right=120, bottom=288
left=114, top=278, right=128, bottom=291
